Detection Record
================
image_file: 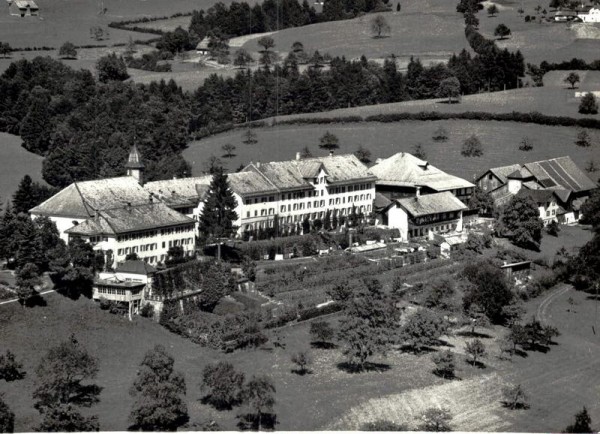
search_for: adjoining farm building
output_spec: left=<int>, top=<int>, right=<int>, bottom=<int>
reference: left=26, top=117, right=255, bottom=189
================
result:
left=383, top=190, right=468, bottom=242
left=578, top=6, right=600, bottom=22
left=7, top=0, right=38, bottom=16
left=476, top=156, right=597, bottom=225
left=370, top=152, right=475, bottom=204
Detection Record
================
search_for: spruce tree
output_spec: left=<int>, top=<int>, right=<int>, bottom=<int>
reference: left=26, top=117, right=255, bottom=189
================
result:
left=199, top=168, right=238, bottom=254
left=0, top=204, right=16, bottom=263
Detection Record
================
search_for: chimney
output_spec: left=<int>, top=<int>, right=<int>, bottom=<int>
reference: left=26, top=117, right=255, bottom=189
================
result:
left=256, top=161, right=261, bottom=168
left=329, top=151, right=334, bottom=157
left=424, top=162, right=429, bottom=170
left=173, top=175, right=177, bottom=180
left=296, top=152, right=301, bottom=160
left=149, top=193, right=154, bottom=203
left=415, top=186, right=421, bottom=199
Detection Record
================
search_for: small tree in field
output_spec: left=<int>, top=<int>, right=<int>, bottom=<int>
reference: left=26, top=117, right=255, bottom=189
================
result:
left=222, top=143, right=236, bottom=158
left=310, top=321, right=335, bottom=347
left=129, top=345, right=188, bottom=431
left=461, top=135, right=484, bottom=157
left=432, top=126, right=448, bottom=141
left=564, top=72, right=580, bottom=89
left=419, top=407, right=452, bottom=431
left=501, top=383, right=529, bottom=409
left=239, top=375, right=276, bottom=431
left=319, top=131, right=340, bottom=150
left=564, top=407, right=593, bottom=433
left=413, top=143, right=427, bottom=160
left=487, top=4, right=499, bottom=16
left=59, top=42, right=78, bottom=59
left=465, top=339, right=487, bottom=366
left=0, top=394, right=14, bottom=433
left=437, top=77, right=461, bottom=103
left=370, top=15, right=391, bottom=38
left=494, top=24, right=511, bottom=39
left=0, top=42, right=11, bottom=59
left=233, top=49, right=254, bottom=69
left=291, top=350, right=312, bottom=375
left=201, top=361, right=244, bottom=410
left=242, top=129, right=258, bottom=145
left=579, top=93, right=599, bottom=115
left=575, top=130, right=591, bottom=148
left=431, top=350, right=456, bottom=379
left=354, top=146, right=372, bottom=163
left=519, top=136, right=533, bottom=151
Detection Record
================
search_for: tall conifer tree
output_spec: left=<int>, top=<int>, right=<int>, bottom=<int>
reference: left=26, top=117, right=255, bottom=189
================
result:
left=199, top=168, right=238, bottom=243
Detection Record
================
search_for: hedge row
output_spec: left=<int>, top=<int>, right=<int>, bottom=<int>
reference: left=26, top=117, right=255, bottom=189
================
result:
left=108, top=12, right=194, bottom=34
left=266, top=111, right=600, bottom=129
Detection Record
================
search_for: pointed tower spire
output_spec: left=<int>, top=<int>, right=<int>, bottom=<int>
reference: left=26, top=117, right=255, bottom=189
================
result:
left=125, top=144, right=145, bottom=184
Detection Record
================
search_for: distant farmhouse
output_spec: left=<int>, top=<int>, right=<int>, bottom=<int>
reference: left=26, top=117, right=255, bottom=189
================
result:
left=7, top=0, right=38, bottom=16
left=476, top=156, right=597, bottom=225
left=577, top=6, right=600, bottom=22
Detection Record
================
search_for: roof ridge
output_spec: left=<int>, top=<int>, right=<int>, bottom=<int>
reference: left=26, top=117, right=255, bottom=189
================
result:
left=72, top=181, right=95, bottom=218
left=246, top=163, right=281, bottom=193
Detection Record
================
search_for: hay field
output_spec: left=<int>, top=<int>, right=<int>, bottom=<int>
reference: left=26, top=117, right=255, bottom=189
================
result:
left=240, top=3, right=468, bottom=62
left=0, top=132, right=45, bottom=204
left=183, top=120, right=600, bottom=181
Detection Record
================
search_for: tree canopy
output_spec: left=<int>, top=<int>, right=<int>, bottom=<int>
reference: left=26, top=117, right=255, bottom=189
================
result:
left=198, top=168, right=239, bottom=242
left=497, top=195, right=544, bottom=250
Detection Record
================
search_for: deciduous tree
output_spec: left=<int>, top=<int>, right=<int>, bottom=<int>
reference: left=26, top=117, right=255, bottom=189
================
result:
left=462, top=260, right=513, bottom=323
left=465, top=339, right=487, bottom=365
left=431, top=350, right=456, bottom=379
left=0, top=394, right=15, bottom=433
left=239, top=375, right=276, bottom=431
left=319, top=131, right=340, bottom=150
left=291, top=350, right=312, bottom=375
left=501, top=383, right=529, bottom=409
left=310, top=321, right=335, bottom=347
left=201, top=361, right=244, bottom=410
left=129, top=345, right=188, bottom=431
left=59, top=42, right=78, bottom=59
left=437, top=77, right=461, bottom=103
left=497, top=195, right=544, bottom=250
left=487, top=4, right=499, bottom=16
left=564, top=407, right=593, bottom=433
left=96, top=53, right=129, bottom=83
left=579, top=92, right=599, bottom=115
left=402, top=309, right=447, bottom=352
left=461, top=135, right=484, bottom=157
left=575, top=130, right=591, bottom=147
left=419, top=407, right=452, bottom=431
left=0, top=350, right=25, bottom=382
left=564, top=72, right=580, bottom=89
left=370, top=15, right=391, bottom=38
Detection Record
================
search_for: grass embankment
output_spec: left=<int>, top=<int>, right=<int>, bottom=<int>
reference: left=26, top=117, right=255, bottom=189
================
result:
left=184, top=119, right=600, bottom=181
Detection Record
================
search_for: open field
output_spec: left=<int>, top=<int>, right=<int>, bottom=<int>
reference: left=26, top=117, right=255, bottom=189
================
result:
left=0, top=133, right=44, bottom=205
left=241, top=3, right=468, bottom=63
left=183, top=120, right=600, bottom=181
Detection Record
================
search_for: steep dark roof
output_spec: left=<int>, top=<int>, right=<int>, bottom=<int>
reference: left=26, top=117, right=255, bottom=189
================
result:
left=396, top=192, right=467, bottom=218
left=144, top=176, right=212, bottom=208
left=515, top=188, right=557, bottom=204
left=523, top=156, right=597, bottom=193
left=116, top=260, right=157, bottom=275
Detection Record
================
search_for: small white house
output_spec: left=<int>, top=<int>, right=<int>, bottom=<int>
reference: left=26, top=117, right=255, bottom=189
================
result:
left=93, top=260, right=157, bottom=319
left=580, top=7, right=600, bottom=22
left=384, top=190, right=468, bottom=242
left=8, top=0, right=38, bottom=16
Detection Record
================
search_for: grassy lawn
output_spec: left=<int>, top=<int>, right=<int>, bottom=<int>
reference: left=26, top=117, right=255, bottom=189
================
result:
left=0, top=132, right=44, bottom=206
left=241, top=1, right=468, bottom=63
left=183, top=120, right=600, bottom=181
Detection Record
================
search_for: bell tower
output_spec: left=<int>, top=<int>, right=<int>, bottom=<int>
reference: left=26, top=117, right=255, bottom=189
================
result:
left=125, top=144, right=145, bottom=185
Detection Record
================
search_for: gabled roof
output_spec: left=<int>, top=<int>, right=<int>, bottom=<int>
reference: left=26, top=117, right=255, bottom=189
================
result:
left=515, top=188, right=557, bottom=204
left=507, top=167, right=533, bottom=180
left=116, top=260, right=157, bottom=275
left=227, top=171, right=279, bottom=196
left=396, top=192, right=467, bottom=218
left=30, top=177, right=150, bottom=218
left=373, top=192, right=392, bottom=210
left=480, top=164, right=522, bottom=184
left=65, top=202, right=194, bottom=236
left=371, top=152, right=474, bottom=191
left=523, top=156, right=596, bottom=193
left=144, top=176, right=212, bottom=208
left=241, top=154, right=375, bottom=194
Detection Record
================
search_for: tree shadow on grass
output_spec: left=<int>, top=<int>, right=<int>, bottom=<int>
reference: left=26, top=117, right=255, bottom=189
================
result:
left=291, top=368, right=312, bottom=376
left=336, top=361, right=391, bottom=374
left=455, top=330, right=493, bottom=339
left=200, top=394, right=241, bottom=411
left=310, top=341, right=337, bottom=350
left=236, top=413, right=278, bottom=431
left=466, top=360, right=487, bottom=369
left=522, top=343, right=550, bottom=353
left=501, top=401, right=530, bottom=410
left=435, top=339, right=455, bottom=348
left=24, top=293, right=47, bottom=308
left=436, top=100, right=461, bottom=104
left=433, top=369, right=462, bottom=381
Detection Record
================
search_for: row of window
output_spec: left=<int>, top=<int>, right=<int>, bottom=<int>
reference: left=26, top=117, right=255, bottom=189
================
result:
left=116, top=238, right=193, bottom=256
left=414, top=211, right=459, bottom=226
left=115, top=226, right=193, bottom=242
left=242, top=183, right=374, bottom=205
left=97, top=287, right=130, bottom=296
left=409, top=223, right=456, bottom=238
left=453, top=188, right=473, bottom=196
left=243, top=205, right=373, bottom=230
left=89, top=236, right=108, bottom=243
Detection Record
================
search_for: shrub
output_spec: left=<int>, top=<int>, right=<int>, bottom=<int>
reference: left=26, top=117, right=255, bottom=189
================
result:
left=501, top=383, right=529, bottom=409
left=518, top=136, right=533, bottom=151
left=309, top=320, right=335, bottom=346
left=361, top=420, right=408, bottom=431
left=0, top=350, right=25, bottom=381
left=461, top=134, right=484, bottom=157
left=431, top=350, right=456, bottom=379
left=419, top=407, right=452, bottom=431
left=290, top=350, right=312, bottom=375
left=465, top=339, right=486, bottom=365
left=140, top=303, right=154, bottom=318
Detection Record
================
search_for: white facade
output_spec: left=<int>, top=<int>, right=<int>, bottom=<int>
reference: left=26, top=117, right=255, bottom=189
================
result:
left=386, top=207, right=464, bottom=242
left=236, top=169, right=375, bottom=234
left=580, top=8, right=600, bottom=22
left=30, top=215, right=86, bottom=243
left=74, top=223, right=196, bottom=268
